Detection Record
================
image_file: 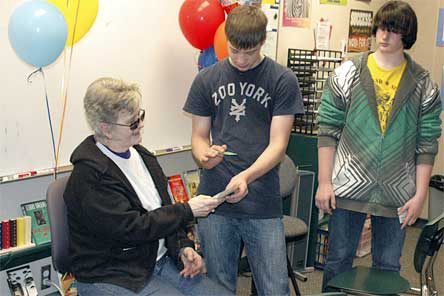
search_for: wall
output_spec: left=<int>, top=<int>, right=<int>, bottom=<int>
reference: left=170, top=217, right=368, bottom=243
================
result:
left=277, top=0, right=380, bottom=65
left=0, top=0, right=198, bottom=177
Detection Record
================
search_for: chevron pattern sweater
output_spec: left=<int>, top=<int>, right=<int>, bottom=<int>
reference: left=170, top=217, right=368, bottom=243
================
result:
left=317, top=52, right=442, bottom=217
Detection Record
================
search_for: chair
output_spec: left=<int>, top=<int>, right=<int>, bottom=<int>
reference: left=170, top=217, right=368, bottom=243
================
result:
left=250, top=155, right=309, bottom=296
left=46, top=176, right=71, bottom=274
left=327, top=212, right=444, bottom=295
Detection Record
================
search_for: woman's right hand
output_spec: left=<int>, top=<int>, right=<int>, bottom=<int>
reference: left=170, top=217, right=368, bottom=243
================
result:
left=187, top=194, right=225, bottom=217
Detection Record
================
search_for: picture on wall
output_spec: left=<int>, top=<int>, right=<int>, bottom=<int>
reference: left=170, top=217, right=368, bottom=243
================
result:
left=348, top=9, right=373, bottom=52
left=282, top=0, right=310, bottom=28
left=437, top=8, right=444, bottom=47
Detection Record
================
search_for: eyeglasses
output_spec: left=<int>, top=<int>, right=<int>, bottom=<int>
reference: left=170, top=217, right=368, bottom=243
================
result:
left=105, top=109, right=145, bottom=130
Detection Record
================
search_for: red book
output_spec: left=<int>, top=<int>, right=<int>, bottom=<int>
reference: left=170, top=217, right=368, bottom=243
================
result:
left=2, top=220, right=10, bottom=249
left=168, top=174, right=189, bottom=203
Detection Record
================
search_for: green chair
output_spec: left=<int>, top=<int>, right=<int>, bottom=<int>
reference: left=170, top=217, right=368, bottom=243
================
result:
left=327, top=212, right=444, bottom=295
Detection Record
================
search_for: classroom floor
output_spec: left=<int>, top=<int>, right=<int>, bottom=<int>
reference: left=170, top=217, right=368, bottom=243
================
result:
left=235, top=226, right=444, bottom=295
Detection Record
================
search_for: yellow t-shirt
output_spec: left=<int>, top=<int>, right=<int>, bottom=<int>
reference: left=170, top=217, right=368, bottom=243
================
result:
left=367, top=54, right=407, bottom=133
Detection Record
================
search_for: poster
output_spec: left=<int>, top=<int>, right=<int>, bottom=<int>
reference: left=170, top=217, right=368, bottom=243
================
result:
left=320, top=0, right=347, bottom=5
left=348, top=9, right=373, bottom=52
left=282, top=0, right=310, bottom=28
left=437, top=8, right=444, bottom=47
left=262, top=3, right=279, bottom=59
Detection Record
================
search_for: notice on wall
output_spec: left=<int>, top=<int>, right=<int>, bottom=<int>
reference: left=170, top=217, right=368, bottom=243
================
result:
left=348, top=9, right=373, bottom=52
left=315, top=21, right=332, bottom=50
left=320, top=0, right=347, bottom=5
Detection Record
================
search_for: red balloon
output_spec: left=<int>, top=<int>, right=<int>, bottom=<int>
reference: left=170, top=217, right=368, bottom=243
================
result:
left=214, top=21, right=228, bottom=60
left=179, top=0, right=225, bottom=50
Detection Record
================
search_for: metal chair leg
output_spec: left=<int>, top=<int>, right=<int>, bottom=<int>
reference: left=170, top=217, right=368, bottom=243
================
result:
left=287, top=256, right=302, bottom=296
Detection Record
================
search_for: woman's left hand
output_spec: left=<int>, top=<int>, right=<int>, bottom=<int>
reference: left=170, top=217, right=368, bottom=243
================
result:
left=179, top=247, right=205, bottom=278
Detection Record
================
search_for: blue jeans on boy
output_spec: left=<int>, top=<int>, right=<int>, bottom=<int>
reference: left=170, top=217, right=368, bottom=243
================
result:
left=77, top=255, right=233, bottom=296
left=198, top=214, right=289, bottom=296
left=322, top=208, right=406, bottom=292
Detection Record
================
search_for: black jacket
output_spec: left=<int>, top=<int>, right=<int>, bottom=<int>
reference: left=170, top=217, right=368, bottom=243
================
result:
left=64, top=136, right=195, bottom=292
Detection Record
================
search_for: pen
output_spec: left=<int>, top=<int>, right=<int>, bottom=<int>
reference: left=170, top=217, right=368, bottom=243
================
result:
left=223, top=151, right=238, bottom=156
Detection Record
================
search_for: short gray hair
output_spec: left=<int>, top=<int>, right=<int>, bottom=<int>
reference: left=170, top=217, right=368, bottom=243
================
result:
left=83, top=77, right=141, bottom=139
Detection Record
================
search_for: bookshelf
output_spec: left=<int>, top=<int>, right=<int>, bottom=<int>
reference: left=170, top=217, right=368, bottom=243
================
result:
left=287, top=48, right=342, bottom=135
left=0, top=242, right=51, bottom=271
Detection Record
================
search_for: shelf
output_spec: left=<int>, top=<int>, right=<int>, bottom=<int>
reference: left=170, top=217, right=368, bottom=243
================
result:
left=0, top=242, right=51, bottom=271
left=288, top=48, right=342, bottom=135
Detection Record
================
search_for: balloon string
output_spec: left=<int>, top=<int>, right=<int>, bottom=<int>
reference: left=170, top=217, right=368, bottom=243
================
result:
left=26, top=68, right=42, bottom=83
left=55, top=0, right=81, bottom=175
left=27, top=68, right=57, bottom=173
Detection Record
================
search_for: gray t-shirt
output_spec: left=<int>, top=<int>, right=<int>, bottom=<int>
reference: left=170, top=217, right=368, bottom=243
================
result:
left=183, top=57, right=303, bottom=218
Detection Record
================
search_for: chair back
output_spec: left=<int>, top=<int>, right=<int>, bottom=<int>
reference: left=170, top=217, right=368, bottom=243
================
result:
left=279, top=155, right=298, bottom=198
left=46, top=176, right=71, bottom=273
left=413, top=211, right=444, bottom=273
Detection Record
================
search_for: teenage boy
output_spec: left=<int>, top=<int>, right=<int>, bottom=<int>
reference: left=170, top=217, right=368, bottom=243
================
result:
left=315, top=1, right=442, bottom=291
left=183, top=5, right=303, bottom=295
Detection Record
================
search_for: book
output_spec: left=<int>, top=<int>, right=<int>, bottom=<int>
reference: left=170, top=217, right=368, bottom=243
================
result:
left=20, top=200, right=51, bottom=245
left=168, top=174, right=189, bottom=203
left=2, top=220, right=10, bottom=250
left=183, top=169, right=201, bottom=198
left=7, top=265, right=38, bottom=296
left=9, top=219, right=17, bottom=247
left=61, top=272, right=78, bottom=296
left=16, top=217, right=25, bottom=247
left=24, top=216, right=32, bottom=246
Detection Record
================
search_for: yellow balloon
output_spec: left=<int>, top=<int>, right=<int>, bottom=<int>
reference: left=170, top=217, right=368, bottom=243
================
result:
left=48, top=0, right=98, bottom=46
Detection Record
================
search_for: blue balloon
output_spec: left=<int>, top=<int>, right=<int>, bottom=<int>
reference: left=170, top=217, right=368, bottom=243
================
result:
left=198, top=46, right=218, bottom=71
left=8, top=0, right=68, bottom=68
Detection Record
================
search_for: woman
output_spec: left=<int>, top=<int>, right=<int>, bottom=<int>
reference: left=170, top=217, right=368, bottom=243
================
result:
left=64, top=77, right=232, bottom=296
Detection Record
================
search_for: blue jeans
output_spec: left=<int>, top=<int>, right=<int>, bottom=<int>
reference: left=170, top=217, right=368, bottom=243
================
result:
left=322, top=208, right=406, bottom=292
left=77, top=255, right=233, bottom=295
left=198, top=214, right=289, bottom=296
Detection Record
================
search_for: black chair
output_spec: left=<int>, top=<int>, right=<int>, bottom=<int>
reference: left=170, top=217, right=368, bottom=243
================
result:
left=46, top=176, right=71, bottom=275
left=327, top=212, right=444, bottom=295
left=249, top=155, right=309, bottom=296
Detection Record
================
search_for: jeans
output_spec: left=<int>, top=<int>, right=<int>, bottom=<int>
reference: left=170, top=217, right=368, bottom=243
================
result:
left=77, top=255, right=233, bottom=296
left=322, top=208, right=406, bottom=292
left=198, top=214, right=289, bottom=296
